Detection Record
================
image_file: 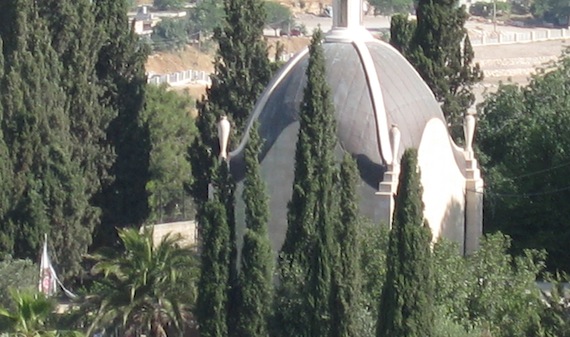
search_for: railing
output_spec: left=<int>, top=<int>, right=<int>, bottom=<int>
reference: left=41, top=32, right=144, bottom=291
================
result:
left=470, top=28, right=570, bottom=46
left=147, top=69, right=212, bottom=86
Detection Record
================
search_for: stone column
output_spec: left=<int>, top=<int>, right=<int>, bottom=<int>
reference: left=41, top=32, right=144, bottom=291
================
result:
left=463, top=113, right=483, bottom=255
left=376, top=125, right=400, bottom=228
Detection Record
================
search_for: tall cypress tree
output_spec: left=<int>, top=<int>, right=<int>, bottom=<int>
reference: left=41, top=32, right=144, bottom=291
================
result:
left=0, top=0, right=92, bottom=276
left=94, top=0, right=150, bottom=246
left=331, top=154, right=361, bottom=337
left=196, top=162, right=232, bottom=337
left=0, top=38, right=13, bottom=252
left=235, top=122, right=273, bottom=337
left=277, top=29, right=338, bottom=337
left=389, top=14, right=415, bottom=55
left=36, top=0, right=116, bottom=274
left=189, top=0, right=272, bottom=202
left=189, top=0, right=271, bottom=330
left=189, top=0, right=272, bottom=206
left=211, top=0, right=272, bottom=133
left=391, top=0, right=483, bottom=140
left=376, top=148, right=435, bottom=337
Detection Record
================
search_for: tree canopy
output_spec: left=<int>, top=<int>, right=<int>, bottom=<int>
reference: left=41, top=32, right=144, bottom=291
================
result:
left=264, top=1, right=294, bottom=34
left=377, top=148, right=435, bottom=337
left=81, top=228, right=198, bottom=337
left=390, top=0, right=483, bottom=140
left=477, top=50, right=570, bottom=272
left=153, top=0, right=185, bottom=10
left=144, top=85, right=196, bottom=224
left=531, top=0, right=570, bottom=26
left=368, top=0, right=414, bottom=15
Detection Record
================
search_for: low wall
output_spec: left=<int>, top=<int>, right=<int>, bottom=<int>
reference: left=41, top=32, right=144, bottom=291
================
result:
left=144, top=220, right=198, bottom=247
left=147, top=69, right=211, bottom=87
left=471, top=28, right=570, bottom=46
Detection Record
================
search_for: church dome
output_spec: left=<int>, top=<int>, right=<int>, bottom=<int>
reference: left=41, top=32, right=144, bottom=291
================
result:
left=228, top=0, right=482, bottom=254
left=231, top=38, right=460, bottom=186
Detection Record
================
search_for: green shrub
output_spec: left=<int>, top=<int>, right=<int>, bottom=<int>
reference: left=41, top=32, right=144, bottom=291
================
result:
left=470, top=1, right=511, bottom=18
left=0, top=256, right=38, bottom=310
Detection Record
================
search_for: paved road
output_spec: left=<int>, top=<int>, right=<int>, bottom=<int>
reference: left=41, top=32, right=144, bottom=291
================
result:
left=296, top=12, right=567, bottom=38
left=296, top=13, right=391, bottom=32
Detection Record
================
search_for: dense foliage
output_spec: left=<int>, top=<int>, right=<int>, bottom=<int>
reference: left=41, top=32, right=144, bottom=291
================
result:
left=433, top=234, right=546, bottom=337
left=368, top=0, right=414, bottom=15
left=196, top=165, right=232, bottom=337
left=377, top=148, right=435, bottom=337
left=331, top=154, right=362, bottom=337
left=0, top=290, right=70, bottom=337
left=264, top=2, right=294, bottom=35
left=235, top=122, right=274, bottom=337
left=276, top=29, right=339, bottom=337
left=0, top=0, right=105, bottom=277
left=186, top=0, right=226, bottom=39
left=94, top=0, right=151, bottom=247
left=390, top=0, right=483, bottom=140
left=477, top=50, right=570, bottom=272
left=531, top=0, right=570, bottom=26
left=153, top=0, right=185, bottom=10
left=188, top=0, right=271, bottom=332
left=80, top=228, right=198, bottom=337
left=0, top=0, right=197, bottom=283
left=0, top=257, right=38, bottom=310
left=143, top=85, right=196, bottom=224
left=151, top=18, right=190, bottom=51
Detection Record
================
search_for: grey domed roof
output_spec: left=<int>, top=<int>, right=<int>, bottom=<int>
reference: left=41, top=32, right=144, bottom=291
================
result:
left=230, top=39, right=451, bottom=188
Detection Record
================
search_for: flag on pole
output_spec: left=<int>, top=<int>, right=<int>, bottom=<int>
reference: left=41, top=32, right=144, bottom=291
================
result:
left=38, top=234, right=78, bottom=299
left=39, top=234, right=57, bottom=296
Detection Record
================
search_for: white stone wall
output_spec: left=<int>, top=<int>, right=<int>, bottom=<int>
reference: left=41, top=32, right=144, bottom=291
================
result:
left=418, top=119, right=466, bottom=249
left=144, top=220, right=198, bottom=248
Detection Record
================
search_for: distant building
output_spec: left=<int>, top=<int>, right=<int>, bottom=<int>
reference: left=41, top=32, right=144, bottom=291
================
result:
left=129, top=6, right=156, bottom=36
left=128, top=5, right=187, bottom=37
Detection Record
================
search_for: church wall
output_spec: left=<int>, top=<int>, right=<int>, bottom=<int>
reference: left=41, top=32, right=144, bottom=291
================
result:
left=418, top=118, right=466, bottom=250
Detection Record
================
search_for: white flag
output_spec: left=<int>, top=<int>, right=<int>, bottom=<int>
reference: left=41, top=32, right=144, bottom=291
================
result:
left=39, top=234, right=57, bottom=296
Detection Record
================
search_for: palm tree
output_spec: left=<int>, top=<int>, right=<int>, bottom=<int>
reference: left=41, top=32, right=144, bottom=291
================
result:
left=0, top=289, right=56, bottom=337
left=80, top=228, right=198, bottom=337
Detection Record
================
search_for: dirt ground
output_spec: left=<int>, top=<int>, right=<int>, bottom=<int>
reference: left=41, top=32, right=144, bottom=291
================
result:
left=145, top=33, right=568, bottom=102
left=145, top=37, right=312, bottom=101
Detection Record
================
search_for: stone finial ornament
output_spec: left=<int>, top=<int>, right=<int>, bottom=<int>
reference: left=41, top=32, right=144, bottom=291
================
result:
left=389, top=124, right=401, bottom=166
left=218, top=116, right=231, bottom=160
left=464, top=112, right=476, bottom=159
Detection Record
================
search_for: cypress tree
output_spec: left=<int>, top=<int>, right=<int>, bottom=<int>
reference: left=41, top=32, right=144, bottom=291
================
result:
left=235, top=122, right=273, bottom=337
left=196, top=162, right=232, bottom=337
left=36, top=0, right=117, bottom=274
left=94, top=0, right=151, bottom=246
left=0, top=0, right=92, bottom=276
left=189, top=0, right=270, bottom=329
left=331, top=154, right=361, bottom=337
left=211, top=0, right=272, bottom=133
left=277, top=29, right=338, bottom=337
left=376, top=148, right=435, bottom=337
left=389, top=14, right=415, bottom=55
left=391, top=0, right=483, bottom=140
left=189, top=0, right=272, bottom=206
left=0, top=38, right=13, bottom=251
left=189, top=0, right=272, bottom=201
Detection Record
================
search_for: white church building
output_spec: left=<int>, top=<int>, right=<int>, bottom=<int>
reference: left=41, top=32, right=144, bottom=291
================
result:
left=226, top=0, right=484, bottom=255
